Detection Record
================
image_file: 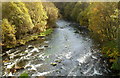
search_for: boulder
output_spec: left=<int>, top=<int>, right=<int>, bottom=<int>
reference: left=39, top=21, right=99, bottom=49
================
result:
left=15, top=58, right=29, bottom=69
left=44, top=41, right=49, bottom=44
left=39, top=46, right=45, bottom=50
left=50, top=63, right=57, bottom=66
left=55, top=59, right=62, bottom=63
left=6, top=63, right=15, bottom=74
left=28, top=45, right=34, bottom=49
left=11, top=54, right=22, bottom=59
left=44, top=45, right=48, bottom=47
left=6, top=63, right=15, bottom=70
left=30, top=48, right=39, bottom=52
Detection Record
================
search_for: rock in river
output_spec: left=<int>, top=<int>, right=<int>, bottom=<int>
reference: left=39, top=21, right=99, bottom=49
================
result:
left=6, top=63, right=15, bottom=70
left=55, top=59, right=62, bottom=63
left=50, top=63, right=57, bottom=66
left=10, top=54, right=22, bottom=60
left=44, top=45, right=49, bottom=47
left=44, top=41, right=49, bottom=44
left=28, top=45, right=34, bottom=49
left=39, top=46, right=45, bottom=50
left=30, top=47, right=39, bottom=52
left=15, top=58, right=29, bottom=69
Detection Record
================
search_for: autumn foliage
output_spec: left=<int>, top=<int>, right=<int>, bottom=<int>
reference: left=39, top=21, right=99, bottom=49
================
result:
left=55, top=2, right=120, bottom=71
left=2, top=2, right=58, bottom=48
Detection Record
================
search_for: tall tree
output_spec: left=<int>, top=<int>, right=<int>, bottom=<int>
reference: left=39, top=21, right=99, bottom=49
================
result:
left=88, top=2, right=118, bottom=42
left=2, top=19, right=16, bottom=48
left=71, top=2, right=82, bottom=21
left=25, top=2, right=48, bottom=33
left=2, top=2, right=34, bottom=39
left=63, top=2, right=76, bottom=20
left=42, top=2, right=59, bottom=26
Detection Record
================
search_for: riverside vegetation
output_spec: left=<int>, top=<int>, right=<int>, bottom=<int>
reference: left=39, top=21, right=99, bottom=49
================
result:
left=1, top=2, right=120, bottom=75
left=2, top=2, right=58, bottom=49
left=55, top=2, right=120, bottom=71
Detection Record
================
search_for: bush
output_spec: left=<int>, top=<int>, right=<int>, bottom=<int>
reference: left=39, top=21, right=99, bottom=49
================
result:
left=2, top=19, right=16, bottom=48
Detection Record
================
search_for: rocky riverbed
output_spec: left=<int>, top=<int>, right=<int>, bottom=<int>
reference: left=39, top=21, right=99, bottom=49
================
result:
left=2, top=20, right=111, bottom=76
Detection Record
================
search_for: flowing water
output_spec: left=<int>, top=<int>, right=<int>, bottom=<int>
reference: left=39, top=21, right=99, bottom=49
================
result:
left=3, top=20, right=111, bottom=76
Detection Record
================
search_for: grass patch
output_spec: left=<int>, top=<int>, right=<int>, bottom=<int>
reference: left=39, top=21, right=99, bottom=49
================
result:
left=39, top=28, right=53, bottom=36
left=19, top=72, right=29, bottom=78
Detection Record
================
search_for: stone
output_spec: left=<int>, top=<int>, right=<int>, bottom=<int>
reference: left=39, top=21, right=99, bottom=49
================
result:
left=6, top=63, right=16, bottom=74
left=91, top=56, right=97, bottom=59
left=50, top=63, right=57, bottom=66
left=41, top=37, right=45, bottom=40
left=28, top=45, right=34, bottom=49
left=44, top=41, right=49, bottom=44
left=6, top=63, right=15, bottom=70
left=65, top=46, right=67, bottom=48
left=15, top=58, right=29, bottom=69
left=55, top=59, right=62, bottom=63
left=30, top=48, right=39, bottom=52
left=74, top=31, right=79, bottom=33
left=39, top=46, right=45, bottom=50
left=44, top=45, right=48, bottom=47
left=12, top=54, right=21, bottom=59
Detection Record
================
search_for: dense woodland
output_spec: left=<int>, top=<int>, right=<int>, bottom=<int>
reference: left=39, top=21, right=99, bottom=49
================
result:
left=55, top=2, right=120, bottom=71
left=2, top=2, right=58, bottom=48
left=1, top=2, right=120, bottom=74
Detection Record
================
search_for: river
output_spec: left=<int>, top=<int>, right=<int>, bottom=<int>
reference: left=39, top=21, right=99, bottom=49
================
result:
left=3, top=20, right=111, bottom=76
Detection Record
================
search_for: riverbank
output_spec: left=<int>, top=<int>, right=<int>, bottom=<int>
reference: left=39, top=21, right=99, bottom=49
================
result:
left=2, top=28, right=54, bottom=52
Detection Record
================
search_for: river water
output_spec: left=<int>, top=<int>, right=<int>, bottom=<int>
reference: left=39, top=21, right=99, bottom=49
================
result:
left=3, top=20, right=111, bottom=76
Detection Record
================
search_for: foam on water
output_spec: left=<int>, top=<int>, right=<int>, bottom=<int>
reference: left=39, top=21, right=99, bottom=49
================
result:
left=77, top=52, right=92, bottom=64
left=30, top=48, right=39, bottom=52
left=92, top=68, right=102, bottom=75
left=32, top=70, right=55, bottom=76
left=65, top=52, right=72, bottom=59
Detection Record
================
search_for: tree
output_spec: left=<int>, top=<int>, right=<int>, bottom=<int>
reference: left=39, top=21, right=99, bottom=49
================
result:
left=25, top=2, right=48, bottom=33
left=88, top=2, right=118, bottom=42
left=42, top=2, right=59, bottom=26
left=71, top=2, right=89, bottom=22
left=63, top=2, right=76, bottom=20
left=2, top=2, right=34, bottom=39
left=2, top=19, right=16, bottom=48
